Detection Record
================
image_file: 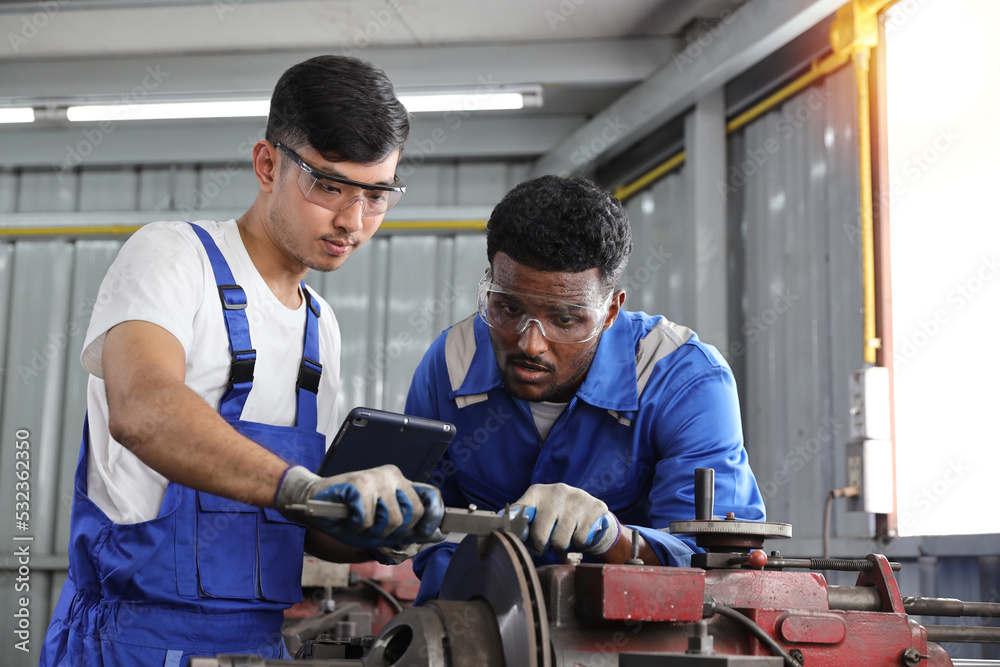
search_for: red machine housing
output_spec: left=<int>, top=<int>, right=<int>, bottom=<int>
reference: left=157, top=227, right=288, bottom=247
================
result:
left=545, top=553, right=951, bottom=666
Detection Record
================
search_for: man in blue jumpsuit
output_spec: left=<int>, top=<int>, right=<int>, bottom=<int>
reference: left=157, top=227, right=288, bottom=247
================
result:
left=40, top=56, right=442, bottom=665
left=405, top=175, right=765, bottom=604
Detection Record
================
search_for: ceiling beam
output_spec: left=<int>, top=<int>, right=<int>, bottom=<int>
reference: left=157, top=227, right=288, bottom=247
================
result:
left=532, top=0, right=845, bottom=177
left=0, top=39, right=676, bottom=104
left=0, top=115, right=587, bottom=168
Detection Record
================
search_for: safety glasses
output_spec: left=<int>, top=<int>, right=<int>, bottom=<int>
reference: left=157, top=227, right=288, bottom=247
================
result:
left=477, top=270, right=613, bottom=344
left=274, top=142, right=405, bottom=217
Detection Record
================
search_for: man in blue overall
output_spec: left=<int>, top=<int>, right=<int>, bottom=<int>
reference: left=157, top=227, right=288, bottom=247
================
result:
left=405, top=175, right=766, bottom=604
left=40, top=56, right=442, bottom=665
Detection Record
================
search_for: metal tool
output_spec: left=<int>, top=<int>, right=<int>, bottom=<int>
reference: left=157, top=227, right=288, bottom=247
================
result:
left=288, top=500, right=530, bottom=539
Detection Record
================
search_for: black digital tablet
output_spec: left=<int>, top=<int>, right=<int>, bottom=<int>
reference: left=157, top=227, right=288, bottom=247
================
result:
left=316, top=407, right=456, bottom=483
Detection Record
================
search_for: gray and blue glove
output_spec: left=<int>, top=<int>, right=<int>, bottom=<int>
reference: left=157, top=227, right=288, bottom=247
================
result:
left=275, top=464, right=443, bottom=549
left=512, top=483, right=621, bottom=556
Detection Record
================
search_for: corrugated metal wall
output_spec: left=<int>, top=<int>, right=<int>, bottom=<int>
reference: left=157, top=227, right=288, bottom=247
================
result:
left=727, top=65, right=998, bottom=653
left=732, top=65, right=866, bottom=541
left=625, top=65, right=998, bottom=659
left=0, top=159, right=519, bottom=666
left=621, top=66, right=867, bottom=543
left=621, top=168, right=695, bottom=328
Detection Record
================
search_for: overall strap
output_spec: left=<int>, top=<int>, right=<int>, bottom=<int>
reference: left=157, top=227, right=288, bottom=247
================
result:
left=187, top=223, right=256, bottom=421
left=296, top=285, right=322, bottom=431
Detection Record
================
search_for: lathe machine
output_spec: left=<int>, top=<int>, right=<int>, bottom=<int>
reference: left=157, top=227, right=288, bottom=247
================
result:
left=192, top=471, right=1000, bottom=667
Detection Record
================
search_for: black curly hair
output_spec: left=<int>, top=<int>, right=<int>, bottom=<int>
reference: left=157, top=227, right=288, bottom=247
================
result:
left=486, top=176, right=633, bottom=290
left=266, top=55, right=409, bottom=165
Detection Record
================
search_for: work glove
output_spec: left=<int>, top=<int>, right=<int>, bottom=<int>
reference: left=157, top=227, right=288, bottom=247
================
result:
left=512, top=483, right=621, bottom=556
left=275, top=464, right=443, bottom=548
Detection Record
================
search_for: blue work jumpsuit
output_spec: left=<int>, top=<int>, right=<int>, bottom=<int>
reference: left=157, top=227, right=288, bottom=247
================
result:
left=40, top=223, right=326, bottom=665
left=406, top=312, right=766, bottom=604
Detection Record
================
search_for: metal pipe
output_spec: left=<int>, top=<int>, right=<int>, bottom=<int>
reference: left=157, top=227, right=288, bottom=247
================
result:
left=614, top=51, right=852, bottom=203
left=828, top=585, right=883, bottom=612
left=726, top=51, right=850, bottom=135
left=853, top=46, right=879, bottom=364
left=904, top=597, right=1000, bottom=618
left=828, top=588, right=1000, bottom=619
left=613, top=151, right=686, bottom=202
left=924, top=625, right=1000, bottom=644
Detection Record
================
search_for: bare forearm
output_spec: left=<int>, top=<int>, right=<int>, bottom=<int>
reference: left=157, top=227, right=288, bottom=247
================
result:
left=304, top=529, right=372, bottom=563
left=108, top=374, right=288, bottom=507
left=102, top=320, right=291, bottom=507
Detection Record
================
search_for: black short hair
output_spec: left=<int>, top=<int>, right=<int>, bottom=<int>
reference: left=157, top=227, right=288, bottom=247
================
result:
left=486, top=176, right=633, bottom=289
left=266, top=55, right=409, bottom=165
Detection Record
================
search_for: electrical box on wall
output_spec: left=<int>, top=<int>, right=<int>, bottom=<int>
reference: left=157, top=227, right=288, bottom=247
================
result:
left=849, top=366, right=890, bottom=441
left=846, top=439, right=894, bottom=514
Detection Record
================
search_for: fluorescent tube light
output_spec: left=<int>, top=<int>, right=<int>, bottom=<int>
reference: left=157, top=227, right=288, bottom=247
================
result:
left=67, top=99, right=270, bottom=122
left=399, top=92, right=526, bottom=113
left=62, top=87, right=541, bottom=122
left=0, top=107, right=35, bottom=124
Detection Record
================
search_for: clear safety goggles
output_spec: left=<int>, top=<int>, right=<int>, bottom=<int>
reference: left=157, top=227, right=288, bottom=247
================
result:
left=275, top=142, right=405, bottom=217
left=477, top=270, right=613, bottom=344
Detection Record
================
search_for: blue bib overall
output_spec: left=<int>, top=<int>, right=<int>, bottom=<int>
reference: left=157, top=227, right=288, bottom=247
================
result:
left=40, top=223, right=326, bottom=666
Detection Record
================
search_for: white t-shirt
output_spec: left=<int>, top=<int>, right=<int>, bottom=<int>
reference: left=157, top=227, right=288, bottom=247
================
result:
left=81, top=219, right=342, bottom=524
left=529, top=400, right=569, bottom=443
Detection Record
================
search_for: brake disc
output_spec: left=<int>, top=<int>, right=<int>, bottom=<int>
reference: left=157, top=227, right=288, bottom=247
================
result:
left=439, top=531, right=551, bottom=667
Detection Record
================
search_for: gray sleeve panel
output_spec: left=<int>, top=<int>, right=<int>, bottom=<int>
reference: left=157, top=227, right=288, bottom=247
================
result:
left=444, top=314, right=488, bottom=408
left=635, top=317, right=696, bottom=399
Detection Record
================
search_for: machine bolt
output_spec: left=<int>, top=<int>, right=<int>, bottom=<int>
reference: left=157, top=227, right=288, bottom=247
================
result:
left=726, top=512, right=736, bottom=520
left=564, top=552, right=583, bottom=565
left=902, top=647, right=929, bottom=665
left=771, top=550, right=782, bottom=558
left=625, top=528, right=645, bottom=565
left=467, top=504, right=478, bottom=512
left=686, top=620, right=714, bottom=654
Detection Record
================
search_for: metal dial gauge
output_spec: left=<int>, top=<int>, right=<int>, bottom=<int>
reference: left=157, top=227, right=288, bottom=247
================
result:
left=669, top=520, right=792, bottom=538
